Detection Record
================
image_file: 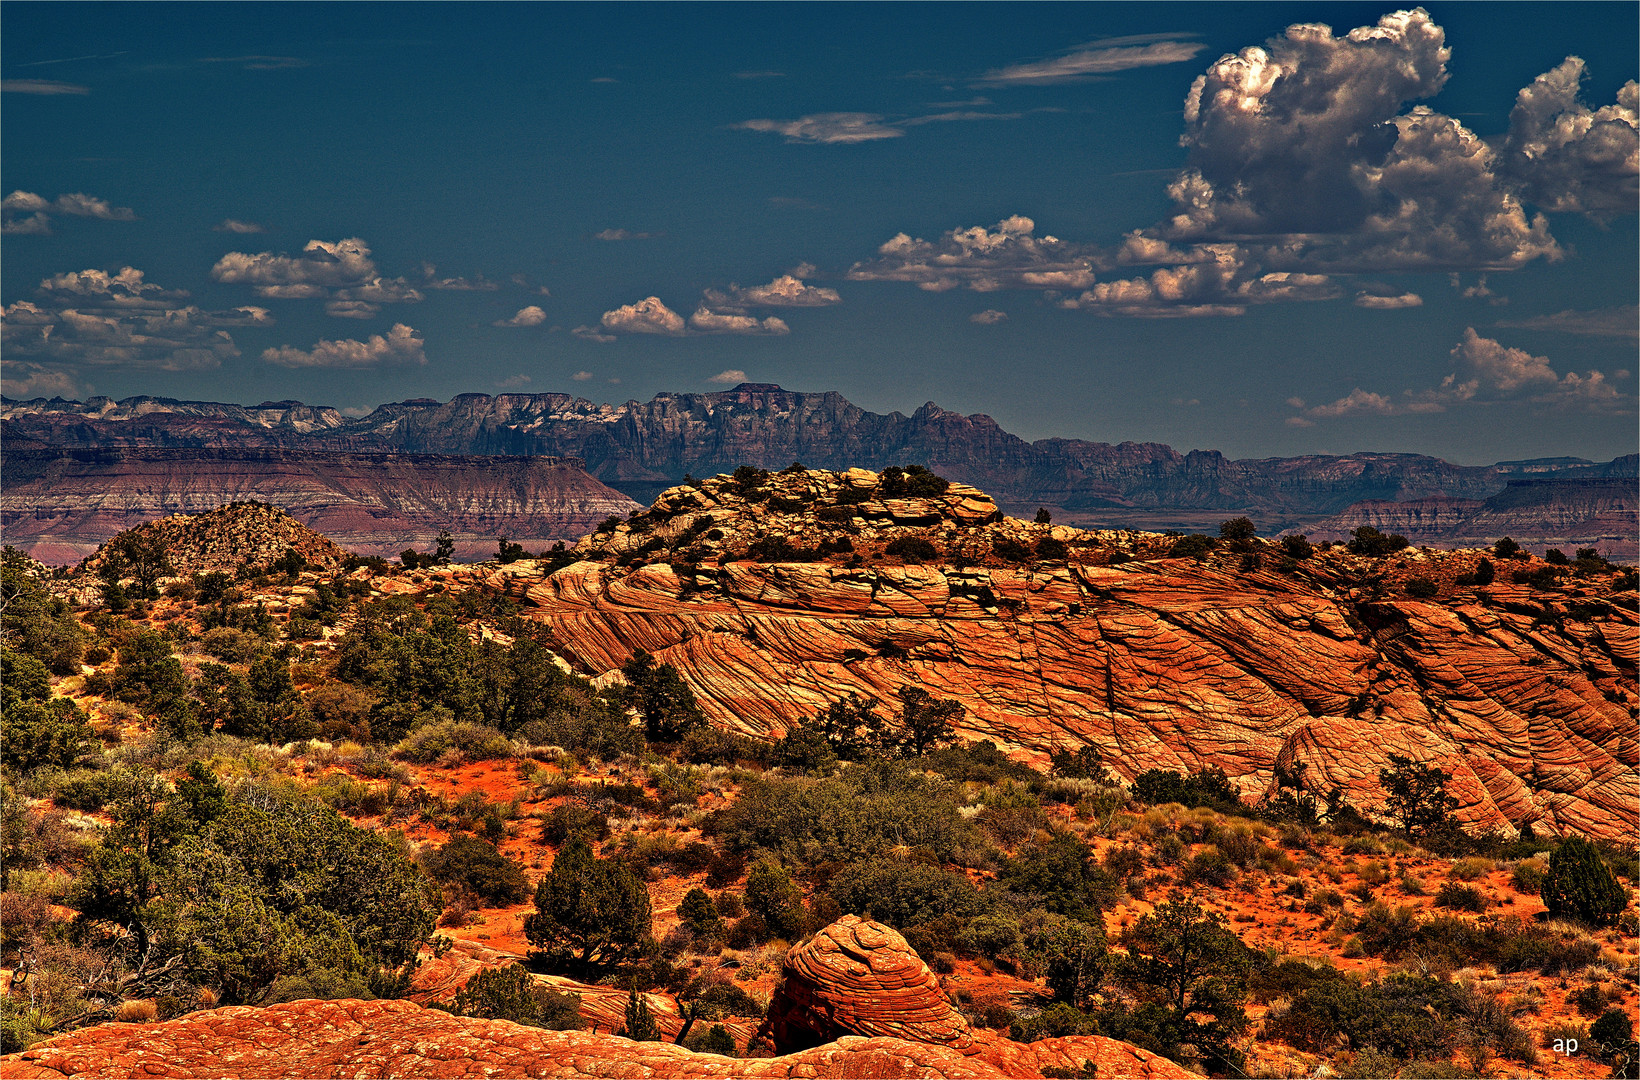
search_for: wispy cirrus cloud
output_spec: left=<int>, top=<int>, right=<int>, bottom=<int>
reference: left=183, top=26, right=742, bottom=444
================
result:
left=213, top=218, right=265, bottom=234
left=1, top=79, right=90, bottom=95
left=735, top=107, right=1026, bottom=145
left=201, top=55, right=309, bottom=71
left=262, top=323, right=426, bottom=368
left=978, top=34, right=1206, bottom=85
left=1498, top=305, right=1638, bottom=339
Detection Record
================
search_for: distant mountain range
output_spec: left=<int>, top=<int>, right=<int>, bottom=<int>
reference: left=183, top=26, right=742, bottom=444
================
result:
left=3, top=384, right=1634, bottom=562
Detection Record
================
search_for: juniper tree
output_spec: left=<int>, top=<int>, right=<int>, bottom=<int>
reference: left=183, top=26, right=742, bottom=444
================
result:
left=524, top=839, right=652, bottom=972
left=1541, top=836, right=1627, bottom=928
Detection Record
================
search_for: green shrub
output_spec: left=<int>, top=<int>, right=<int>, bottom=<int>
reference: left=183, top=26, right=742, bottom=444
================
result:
left=678, top=887, right=725, bottom=944
left=1541, top=836, right=1627, bottom=927
left=394, top=720, right=513, bottom=763
left=744, top=859, right=807, bottom=941
left=993, top=538, right=1033, bottom=563
left=1404, top=576, right=1438, bottom=599
left=1131, top=767, right=1241, bottom=811
left=422, top=835, right=530, bottom=906
left=885, top=536, right=939, bottom=564
left=442, top=963, right=582, bottom=1028
left=1010, top=1002, right=1100, bottom=1042
left=1168, top=534, right=1216, bottom=559
left=1347, top=527, right=1410, bottom=556
left=1036, top=538, right=1069, bottom=561
left=826, top=859, right=985, bottom=930
left=686, top=1024, right=737, bottom=1055
left=999, top=835, right=1119, bottom=919
left=714, top=763, right=979, bottom=866
left=524, top=838, right=651, bottom=973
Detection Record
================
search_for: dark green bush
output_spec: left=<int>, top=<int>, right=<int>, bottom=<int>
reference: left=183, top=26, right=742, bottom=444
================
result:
left=999, top=835, right=1119, bottom=919
left=1347, top=527, right=1410, bottom=556
left=1455, top=558, right=1496, bottom=587
left=1010, top=1002, right=1099, bottom=1042
left=885, top=536, right=939, bottom=564
left=1036, top=537, right=1069, bottom=561
left=993, top=538, right=1033, bottom=563
left=1541, top=836, right=1627, bottom=927
left=744, top=859, right=807, bottom=941
left=826, top=859, right=985, bottom=929
left=1434, top=881, right=1488, bottom=912
left=714, top=763, right=979, bottom=866
left=1405, top=576, right=1438, bottom=598
left=441, top=963, right=583, bottom=1028
left=421, top=835, right=530, bottom=906
left=1131, top=767, right=1241, bottom=811
left=395, top=720, right=512, bottom=763
left=1168, top=534, right=1216, bottom=559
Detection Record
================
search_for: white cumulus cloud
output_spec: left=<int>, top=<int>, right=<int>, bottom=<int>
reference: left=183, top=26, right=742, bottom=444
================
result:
left=687, top=307, right=789, bottom=335
left=2, top=190, right=136, bottom=235
left=496, top=305, right=549, bottom=327
left=1295, top=327, right=1627, bottom=421
left=849, top=215, right=1100, bottom=293
left=1502, top=57, right=1638, bottom=219
left=600, top=296, right=687, bottom=336
left=707, top=370, right=748, bottom=384
left=214, top=219, right=265, bottom=234
left=703, top=274, right=841, bottom=310
left=261, top=323, right=426, bottom=369
left=970, top=309, right=1008, bottom=324
left=1354, top=291, right=1423, bottom=309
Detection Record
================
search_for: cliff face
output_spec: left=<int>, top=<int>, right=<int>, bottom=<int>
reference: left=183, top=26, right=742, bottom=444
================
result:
left=1304, top=479, right=1639, bottom=562
left=480, top=469, right=1637, bottom=843
left=8, top=388, right=1633, bottom=525
left=0, top=447, right=640, bottom=563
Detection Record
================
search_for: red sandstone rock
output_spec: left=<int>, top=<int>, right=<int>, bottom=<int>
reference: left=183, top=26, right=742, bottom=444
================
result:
left=503, top=470, right=1637, bottom=842
left=763, top=916, right=973, bottom=1054
left=1, top=999, right=1037, bottom=1079
left=757, top=917, right=1198, bottom=1078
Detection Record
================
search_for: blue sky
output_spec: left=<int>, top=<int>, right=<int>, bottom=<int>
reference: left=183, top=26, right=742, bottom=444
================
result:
left=3, top=3, right=1635, bottom=464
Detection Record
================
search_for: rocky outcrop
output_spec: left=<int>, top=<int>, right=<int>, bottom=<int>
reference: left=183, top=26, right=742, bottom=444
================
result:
left=0, top=447, right=640, bottom=563
left=764, top=916, right=974, bottom=1054
left=73, top=503, right=350, bottom=580
left=1303, top=479, right=1639, bottom=562
left=7, top=388, right=1633, bottom=524
left=498, top=469, right=1638, bottom=842
left=0, top=999, right=1011, bottom=1078
left=758, top=916, right=1197, bottom=1078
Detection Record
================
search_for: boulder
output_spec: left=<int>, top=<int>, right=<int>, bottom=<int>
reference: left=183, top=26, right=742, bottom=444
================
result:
left=763, top=915, right=973, bottom=1054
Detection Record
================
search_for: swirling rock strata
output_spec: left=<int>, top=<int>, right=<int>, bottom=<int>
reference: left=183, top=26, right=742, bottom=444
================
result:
left=764, top=916, right=974, bottom=1054
left=509, top=470, right=1637, bottom=842
left=1, top=999, right=1001, bottom=1079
